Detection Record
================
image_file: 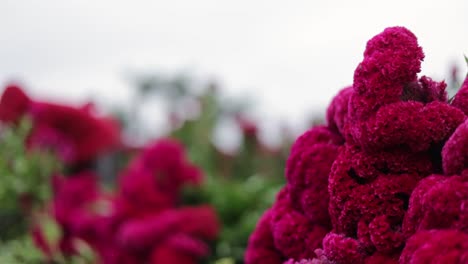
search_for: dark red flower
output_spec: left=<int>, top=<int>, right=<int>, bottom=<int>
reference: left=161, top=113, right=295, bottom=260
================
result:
left=0, top=84, right=121, bottom=165
left=51, top=172, right=100, bottom=255
left=0, top=84, right=31, bottom=123
left=117, top=139, right=203, bottom=217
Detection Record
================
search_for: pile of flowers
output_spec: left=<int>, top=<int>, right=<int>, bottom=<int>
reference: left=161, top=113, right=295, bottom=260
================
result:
left=245, top=26, right=468, bottom=264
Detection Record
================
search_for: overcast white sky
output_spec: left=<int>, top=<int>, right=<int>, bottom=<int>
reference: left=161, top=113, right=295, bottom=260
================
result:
left=1, top=1, right=467, bottom=140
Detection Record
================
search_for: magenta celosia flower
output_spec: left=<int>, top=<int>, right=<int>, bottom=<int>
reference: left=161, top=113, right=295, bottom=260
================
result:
left=270, top=189, right=329, bottom=259
left=246, top=115, right=343, bottom=263
left=245, top=209, right=284, bottom=264
left=325, top=27, right=466, bottom=262
left=246, top=26, right=468, bottom=264
left=451, top=76, right=468, bottom=115
left=326, top=86, right=353, bottom=137
left=400, top=230, right=468, bottom=264
left=286, top=125, right=342, bottom=225
left=348, top=27, right=463, bottom=152
left=442, top=119, right=468, bottom=175
left=403, top=173, right=468, bottom=236
left=0, top=84, right=121, bottom=165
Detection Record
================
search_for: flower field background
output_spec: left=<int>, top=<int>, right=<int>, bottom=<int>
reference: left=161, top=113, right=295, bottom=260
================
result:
left=0, top=72, right=292, bottom=263
left=0, top=26, right=467, bottom=264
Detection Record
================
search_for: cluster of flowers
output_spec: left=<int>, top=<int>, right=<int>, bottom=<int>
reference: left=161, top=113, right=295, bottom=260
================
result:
left=0, top=86, right=219, bottom=263
left=48, top=139, right=219, bottom=264
left=245, top=27, right=468, bottom=264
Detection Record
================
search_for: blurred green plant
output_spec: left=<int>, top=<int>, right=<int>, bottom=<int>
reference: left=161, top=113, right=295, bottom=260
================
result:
left=0, top=118, right=61, bottom=242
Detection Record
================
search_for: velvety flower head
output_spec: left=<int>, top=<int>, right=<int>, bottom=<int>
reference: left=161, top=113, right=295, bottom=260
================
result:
left=403, top=174, right=468, bottom=236
left=442, top=119, right=468, bottom=175
left=326, top=86, right=353, bottom=137
left=247, top=26, right=468, bottom=264
left=351, top=27, right=424, bottom=118
left=451, top=75, right=468, bottom=115
left=348, top=27, right=464, bottom=152
left=286, top=125, right=342, bottom=225
left=268, top=189, right=329, bottom=260
left=246, top=188, right=316, bottom=264
left=245, top=209, right=284, bottom=264
left=0, top=84, right=31, bottom=123
left=400, top=230, right=468, bottom=264
left=328, top=145, right=432, bottom=238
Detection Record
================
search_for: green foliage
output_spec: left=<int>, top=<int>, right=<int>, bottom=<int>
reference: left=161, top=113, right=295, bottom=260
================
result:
left=0, top=118, right=61, bottom=241
left=0, top=236, right=45, bottom=264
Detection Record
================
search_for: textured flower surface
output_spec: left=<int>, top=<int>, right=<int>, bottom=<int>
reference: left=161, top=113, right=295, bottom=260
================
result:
left=246, top=26, right=468, bottom=264
left=400, top=230, right=468, bottom=264
left=245, top=96, right=345, bottom=263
